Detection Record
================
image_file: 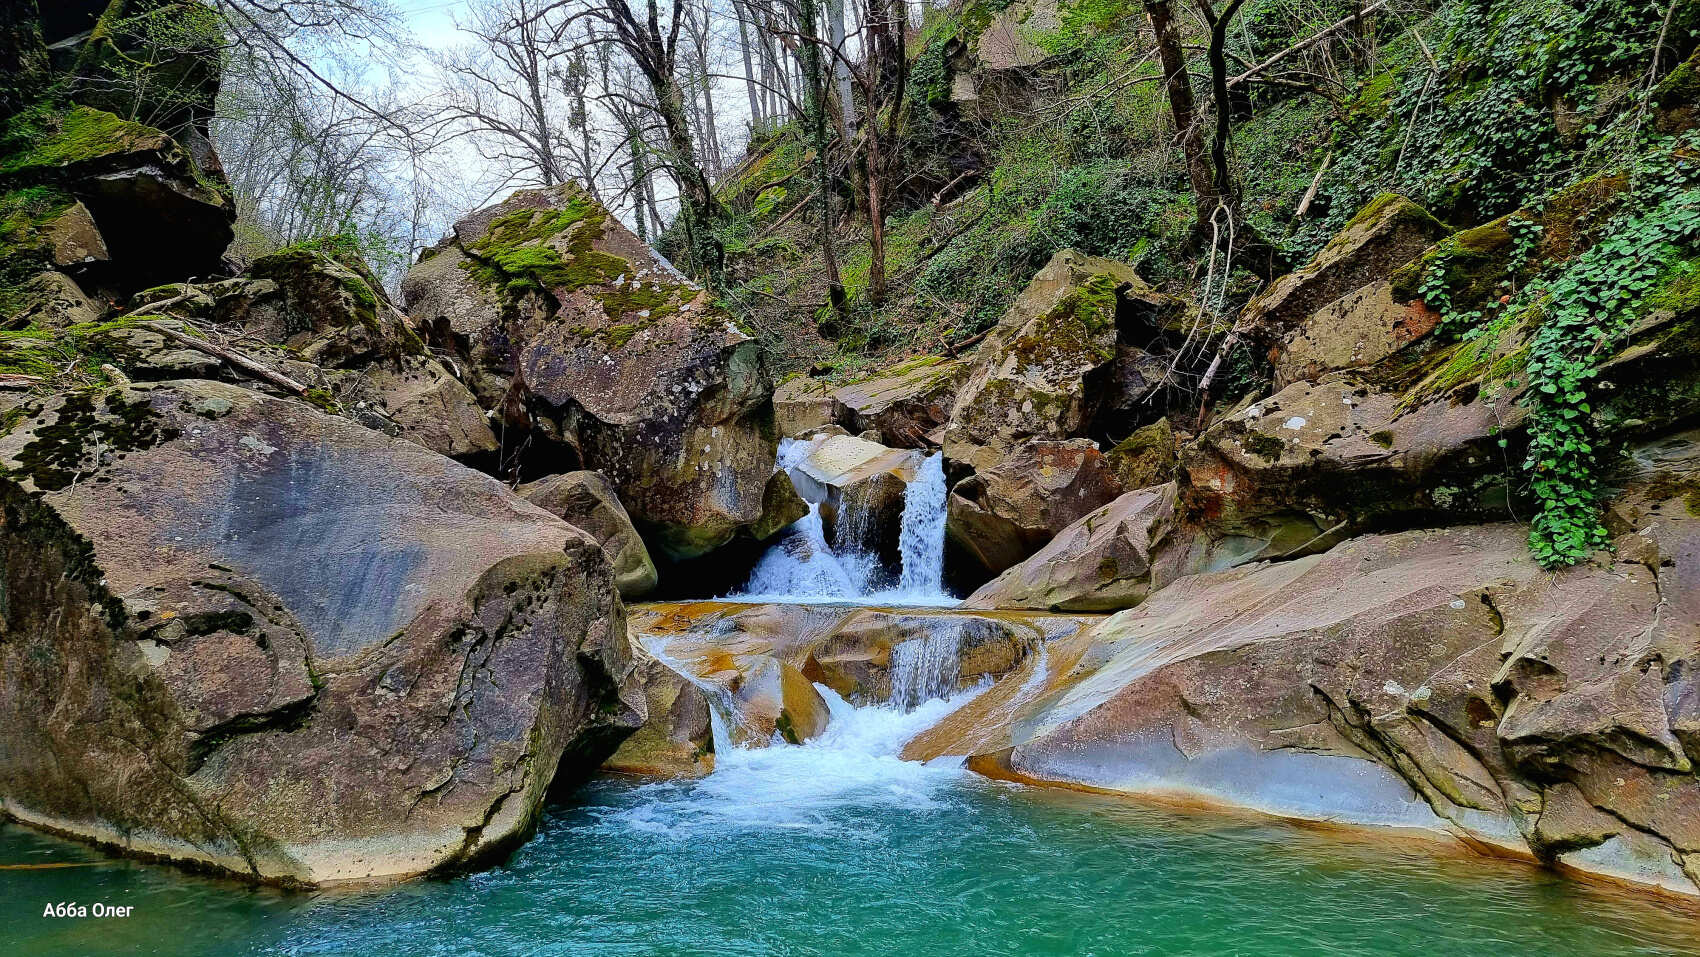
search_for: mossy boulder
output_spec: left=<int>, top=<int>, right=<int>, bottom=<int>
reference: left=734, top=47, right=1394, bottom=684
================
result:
left=403, top=184, right=778, bottom=560
left=1180, top=373, right=1524, bottom=573
left=944, top=249, right=1177, bottom=472
left=1242, top=193, right=1448, bottom=358
left=1, top=104, right=230, bottom=294
left=1104, top=417, right=1178, bottom=489
left=0, top=379, right=644, bottom=885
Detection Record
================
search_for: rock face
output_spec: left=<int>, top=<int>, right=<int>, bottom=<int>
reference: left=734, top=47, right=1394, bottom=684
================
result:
left=946, top=438, right=1127, bottom=576
left=401, top=183, right=777, bottom=560
left=965, top=483, right=1178, bottom=611
left=914, top=504, right=1700, bottom=896
left=1238, top=193, right=1447, bottom=361
left=944, top=249, right=1177, bottom=473
left=0, top=380, right=644, bottom=885
left=126, top=247, right=500, bottom=462
left=1180, top=372, right=1520, bottom=569
left=519, top=470, right=659, bottom=599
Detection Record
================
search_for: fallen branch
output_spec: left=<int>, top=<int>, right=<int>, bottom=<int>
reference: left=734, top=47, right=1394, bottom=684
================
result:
left=764, top=189, right=817, bottom=235
left=1227, top=0, right=1389, bottom=89
left=931, top=170, right=980, bottom=208
left=944, top=327, right=994, bottom=358
left=140, top=321, right=311, bottom=397
left=0, top=373, right=44, bottom=389
left=1293, top=151, right=1333, bottom=223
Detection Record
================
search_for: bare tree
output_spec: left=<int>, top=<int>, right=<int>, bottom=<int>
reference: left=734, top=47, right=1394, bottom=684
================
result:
left=1143, top=0, right=1215, bottom=235
left=438, top=0, right=575, bottom=188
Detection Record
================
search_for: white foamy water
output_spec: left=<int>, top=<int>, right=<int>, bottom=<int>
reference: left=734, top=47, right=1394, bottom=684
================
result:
left=730, top=441, right=955, bottom=606
left=889, top=629, right=964, bottom=711
left=603, top=684, right=985, bottom=837
left=897, top=452, right=949, bottom=595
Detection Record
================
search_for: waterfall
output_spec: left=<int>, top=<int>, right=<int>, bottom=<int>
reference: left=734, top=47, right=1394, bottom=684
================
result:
left=889, top=629, right=964, bottom=711
left=728, top=441, right=953, bottom=606
left=738, top=504, right=863, bottom=600
left=640, top=636, right=749, bottom=753
left=895, top=453, right=948, bottom=598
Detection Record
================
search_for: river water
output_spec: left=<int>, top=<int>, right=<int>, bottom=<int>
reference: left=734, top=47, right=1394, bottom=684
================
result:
left=7, top=683, right=1700, bottom=956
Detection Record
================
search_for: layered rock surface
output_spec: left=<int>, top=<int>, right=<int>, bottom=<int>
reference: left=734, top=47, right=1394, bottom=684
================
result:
left=615, top=601, right=1096, bottom=766
left=0, top=380, right=644, bottom=885
left=911, top=498, right=1700, bottom=896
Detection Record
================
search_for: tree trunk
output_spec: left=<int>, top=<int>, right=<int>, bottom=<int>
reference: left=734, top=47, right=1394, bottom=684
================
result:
left=796, top=0, right=849, bottom=322
left=825, top=0, right=856, bottom=135
left=734, top=0, right=762, bottom=131
left=1144, top=0, right=1216, bottom=233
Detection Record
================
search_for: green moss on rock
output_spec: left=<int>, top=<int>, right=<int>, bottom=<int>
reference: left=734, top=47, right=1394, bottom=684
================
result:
left=0, top=105, right=166, bottom=176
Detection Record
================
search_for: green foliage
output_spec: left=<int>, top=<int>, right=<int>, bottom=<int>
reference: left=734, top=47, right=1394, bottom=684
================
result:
left=1295, top=0, right=1680, bottom=259
left=1516, top=141, right=1700, bottom=566
left=0, top=105, right=163, bottom=175
left=916, top=156, right=1191, bottom=332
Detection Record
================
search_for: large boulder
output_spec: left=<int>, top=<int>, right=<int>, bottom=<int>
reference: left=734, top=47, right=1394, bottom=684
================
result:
left=519, top=470, right=658, bottom=599
left=914, top=505, right=1700, bottom=896
left=1181, top=372, right=1521, bottom=570
left=965, top=482, right=1178, bottom=612
left=1183, top=268, right=1700, bottom=576
left=832, top=357, right=967, bottom=447
left=1, top=105, right=231, bottom=297
left=944, top=249, right=1178, bottom=472
left=946, top=438, right=1127, bottom=576
left=125, top=247, right=500, bottom=462
left=401, top=183, right=777, bottom=560
left=0, top=380, right=644, bottom=885
left=1238, top=193, right=1447, bottom=362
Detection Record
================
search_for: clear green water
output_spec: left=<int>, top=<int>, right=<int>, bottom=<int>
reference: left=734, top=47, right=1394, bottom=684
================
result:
left=6, top=691, right=1699, bottom=956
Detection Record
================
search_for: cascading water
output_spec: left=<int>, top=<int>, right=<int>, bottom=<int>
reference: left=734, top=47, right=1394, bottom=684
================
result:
left=896, top=452, right=948, bottom=596
left=730, top=440, right=955, bottom=605
left=888, top=631, right=964, bottom=711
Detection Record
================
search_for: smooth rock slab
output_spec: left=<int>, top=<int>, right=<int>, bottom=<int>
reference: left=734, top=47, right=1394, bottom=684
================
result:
left=0, top=380, right=644, bottom=886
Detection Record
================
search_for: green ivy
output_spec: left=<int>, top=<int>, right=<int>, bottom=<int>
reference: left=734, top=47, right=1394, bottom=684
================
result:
left=1518, top=144, right=1700, bottom=566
